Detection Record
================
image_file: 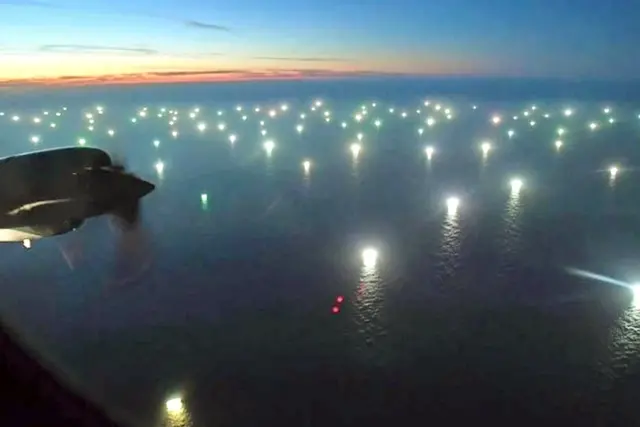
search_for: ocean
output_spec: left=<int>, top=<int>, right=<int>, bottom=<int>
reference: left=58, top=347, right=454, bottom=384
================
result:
left=1, top=78, right=640, bottom=426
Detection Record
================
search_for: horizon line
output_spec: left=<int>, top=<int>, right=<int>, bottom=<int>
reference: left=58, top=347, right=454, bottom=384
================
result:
left=2, top=69, right=640, bottom=90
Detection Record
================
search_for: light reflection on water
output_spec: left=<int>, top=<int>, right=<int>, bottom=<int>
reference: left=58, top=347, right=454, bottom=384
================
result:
left=438, top=210, right=462, bottom=280
left=502, top=191, right=524, bottom=254
left=160, top=398, right=193, bottom=427
left=351, top=264, right=385, bottom=366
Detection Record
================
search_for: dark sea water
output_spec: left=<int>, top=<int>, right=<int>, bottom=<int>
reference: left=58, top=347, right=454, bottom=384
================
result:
left=2, top=79, right=640, bottom=426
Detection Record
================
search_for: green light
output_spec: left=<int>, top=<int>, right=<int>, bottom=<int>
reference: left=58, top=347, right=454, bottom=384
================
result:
left=200, top=193, right=208, bottom=204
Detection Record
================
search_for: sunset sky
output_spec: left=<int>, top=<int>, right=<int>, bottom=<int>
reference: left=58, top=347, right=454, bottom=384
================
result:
left=1, top=0, right=639, bottom=86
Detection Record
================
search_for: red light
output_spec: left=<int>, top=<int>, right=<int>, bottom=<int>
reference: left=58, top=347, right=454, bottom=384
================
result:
left=336, top=295, right=344, bottom=304
left=331, top=306, right=340, bottom=314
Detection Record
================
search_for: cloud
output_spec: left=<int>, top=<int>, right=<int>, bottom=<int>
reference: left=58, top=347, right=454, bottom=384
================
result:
left=38, top=45, right=158, bottom=55
left=0, top=68, right=397, bottom=88
left=185, top=20, right=231, bottom=32
left=252, top=56, right=350, bottom=63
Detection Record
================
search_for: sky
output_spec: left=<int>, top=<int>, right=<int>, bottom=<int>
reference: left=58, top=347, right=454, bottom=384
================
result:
left=1, top=0, right=640, bottom=86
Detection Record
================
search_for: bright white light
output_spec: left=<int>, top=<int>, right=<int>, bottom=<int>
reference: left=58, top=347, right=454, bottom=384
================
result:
left=236, top=105, right=243, bottom=112
left=362, top=248, right=378, bottom=268
left=589, top=122, right=598, bottom=131
left=23, top=239, right=31, bottom=249
left=131, top=118, right=138, bottom=123
left=557, top=127, right=565, bottom=136
left=628, top=284, right=640, bottom=307
left=197, top=122, right=207, bottom=132
left=281, top=104, right=288, bottom=111
left=357, top=133, right=363, bottom=141
left=374, top=119, right=381, bottom=127
left=261, top=129, right=267, bottom=136
left=426, top=117, right=435, bottom=127
left=481, top=141, right=491, bottom=156
left=269, top=109, right=276, bottom=118
left=341, top=121, right=347, bottom=128
left=529, top=120, right=536, bottom=127
left=523, top=111, right=529, bottom=117
left=228, top=134, right=237, bottom=144
left=555, top=140, right=563, bottom=149
left=171, top=130, right=178, bottom=138
left=107, top=129, right=115, bottom=137
left=401, top=112, right=407, bottom=118
left=263, top=140, right=275, bottom=155
left=302, top=160, right=311, bottom=174
left=610, top=166, right=619, bottom=178
left=425, top=146, right=434, bottom=160
left=609, top=117, right=615, bottom=124
left=296, top=124, right=304, bottom=133
left=201, top=193, right=208, bottom=204
left=78, top=138, right=86, bottom=146
left=153, top=139, right=160, bottom=148
left=11, top=115, right=19, bottom=122
left=33, top=117, right=41, bottom=124
left=510, top=178, right=523, bottom=194
left=491, top=115, right=501, bottom=125
left=30, top=135, right=40, bottom=144
left=604, top=107, right=611, bottom=114
left=389, top=108, right=395, bottom=113
left=350, top=143, right=361, bottom=158
left=355, top=113, right=362, bottom=122
left=531, top=105, right=537, bottom=111
left=242, top=115, right=247, bottom=121
left=418, top=128, right=424, bottom=136
left=217, top=123, right=226, bottom=131
left=155, top=161, right=165, bottom=175
left=507, top=129, right=515, bottom=138
left=564, top=108, right=573, bottom=116
left=446, top=197, right=460, bottom=215
left=300, top=113, right=306, bottom=119
left=435, top=104, right=442, bottom=111
left=166, top=397, right=183, bottom=413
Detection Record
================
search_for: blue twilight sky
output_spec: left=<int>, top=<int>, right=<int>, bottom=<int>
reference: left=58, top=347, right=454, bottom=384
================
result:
left=1, top=0, right=639, bottom=85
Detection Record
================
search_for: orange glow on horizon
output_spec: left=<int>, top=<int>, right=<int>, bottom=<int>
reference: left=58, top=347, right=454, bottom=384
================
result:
left=0, top=66, right=494, bottom=89
left=0, top=69, right=377, bottom=88
left=0, top=51, right=492, bottom=88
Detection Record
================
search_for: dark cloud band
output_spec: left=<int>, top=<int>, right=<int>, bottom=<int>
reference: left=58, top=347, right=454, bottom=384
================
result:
left=252, top=56, right=350, bottom=62
left=185, top=20, right=231, bottom=32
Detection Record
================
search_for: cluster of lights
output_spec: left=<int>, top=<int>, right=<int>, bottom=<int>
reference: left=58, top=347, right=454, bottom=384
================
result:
left=1, top=100, right=631, bottom=206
